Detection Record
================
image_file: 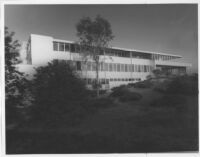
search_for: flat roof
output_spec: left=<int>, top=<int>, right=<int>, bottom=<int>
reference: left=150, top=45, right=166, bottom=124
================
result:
left=111, top=46, right=182, bottom=58
left=53, top=37, right=182, bottom=58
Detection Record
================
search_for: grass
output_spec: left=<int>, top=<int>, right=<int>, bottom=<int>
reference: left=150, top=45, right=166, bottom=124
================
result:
left=6, top=86, right=198, bottom=154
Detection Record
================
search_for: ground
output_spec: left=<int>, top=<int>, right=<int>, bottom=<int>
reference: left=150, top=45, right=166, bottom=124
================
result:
left=6, top=88, right=198, bottom=154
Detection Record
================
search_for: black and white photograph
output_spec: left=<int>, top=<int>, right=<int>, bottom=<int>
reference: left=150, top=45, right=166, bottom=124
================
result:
left=1, top=1, right=199, bottom=155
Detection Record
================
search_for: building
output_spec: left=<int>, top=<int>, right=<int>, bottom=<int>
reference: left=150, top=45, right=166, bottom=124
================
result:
left=18, top=34, right=191, bottom=89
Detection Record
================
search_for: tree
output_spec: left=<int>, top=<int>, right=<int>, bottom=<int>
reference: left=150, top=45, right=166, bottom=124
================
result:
left=5, top=27, right=28, bottom=126
left=76, top=15, right=114, bottom=97
left=30, top=60, right=90, bottom=126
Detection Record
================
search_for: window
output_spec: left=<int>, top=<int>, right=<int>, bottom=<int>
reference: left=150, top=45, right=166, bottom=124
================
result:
left=70, top=44, right=75, bottom=52
left=100, top=62, right=104, bottom=71
left=109, top=63, right=113, bottom=71
left=53, top=42, right=58, bottom=51
left=76, top=61, right=81, bottom=71
left=132, top=65, right=134, bottom=72
left=113, top=64, right=117, bottom=71
left=75, top=44, right=80, bottom=53
left=125, top=64, right=128, bottom=72
left=138, top=65, right=141, bottom=72
left=88, top=78, right=92, bottom=84
left=92, top=62, right=96, bottom=71
left=59, top=43, right=65, bottom=51
left=117, top=64, right=120, bottom=72
left=65, top=43, right=70, bottom=51
left=104, top=63, right=108, bottom=71
left=87, top=62, right=92, bottom=71
left=128, top=65, right=132, bottom=72
left=110, top=78, right=113, bottom=81
left=101, top=79, right=106, bottom=84
left=121, top=64, right=125, bottom=72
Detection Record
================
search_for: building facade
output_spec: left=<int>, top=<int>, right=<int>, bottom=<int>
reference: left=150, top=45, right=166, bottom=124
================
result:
left=19, top=34, right=191, bottom=89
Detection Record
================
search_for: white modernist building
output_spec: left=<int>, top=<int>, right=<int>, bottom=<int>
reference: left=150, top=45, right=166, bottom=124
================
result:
left=19, top=34, right=191, bottom=89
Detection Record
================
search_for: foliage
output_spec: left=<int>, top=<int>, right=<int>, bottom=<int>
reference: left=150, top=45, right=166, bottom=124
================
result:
left=30, top=60, right=91, bottom=126
left=153, top=74, right=198, bottom=95
left=5, top=27, right=29, bottom=126
left=153, top=80, right=171, bottom=93
left=76, top=15, right=114, bottom=97
left=110, top=85, right=142, bottom=102
left=131, top=80, right=153, bottom=88
left=166, top=75, right=198, bottom=95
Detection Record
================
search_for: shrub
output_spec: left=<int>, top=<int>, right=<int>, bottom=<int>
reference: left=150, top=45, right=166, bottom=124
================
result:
left=166, top=75, right=198, bottom=95
left=110, top=85, right=128, bottom=97
left=30, top=60, right=90, bottom=126
left=132, top=80, right=153, bottom=88
left=110, top=86, right=142, bottom=102
left=153, top=80, right=171, bottom=93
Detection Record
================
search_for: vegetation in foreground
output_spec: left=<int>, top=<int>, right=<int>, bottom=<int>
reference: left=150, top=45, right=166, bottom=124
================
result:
left=6, top=73, right=198, bottom=153
left=5, top=27, right=198, bottom=153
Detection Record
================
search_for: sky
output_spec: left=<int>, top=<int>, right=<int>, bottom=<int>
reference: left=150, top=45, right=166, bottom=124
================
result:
left=4, top=4, right=198, bottom=73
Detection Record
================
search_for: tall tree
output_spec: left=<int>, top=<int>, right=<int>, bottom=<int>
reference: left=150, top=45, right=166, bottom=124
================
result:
left=5, top=27, right=27, bottom=126
left=76, top=15, right=114, bottom=97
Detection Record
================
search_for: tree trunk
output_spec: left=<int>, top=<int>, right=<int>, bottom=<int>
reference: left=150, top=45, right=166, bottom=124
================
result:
left=96, top=59, right=100, bottom=98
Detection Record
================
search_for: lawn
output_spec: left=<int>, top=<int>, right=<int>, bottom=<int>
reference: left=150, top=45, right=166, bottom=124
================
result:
left=6, top=88, right=198, bottom=154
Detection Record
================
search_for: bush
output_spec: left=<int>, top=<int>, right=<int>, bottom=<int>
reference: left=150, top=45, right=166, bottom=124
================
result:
left=132, top=80, right=153, bottom=88
left=166, top=75, right=198, bottom=95
left=110, top=86, right=142, bottom=102
left=30, top=60, right=90, bottom=126
left=153, top=80, right=171, bottom=93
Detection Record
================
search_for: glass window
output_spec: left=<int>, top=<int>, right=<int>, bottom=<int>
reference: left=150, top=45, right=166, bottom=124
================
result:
left=59, top=42, right=64, bottom=51
left=70, top=44, right=75, bottom=52
left=144, top=65, right=147, bottom=72
left=75, top=44, right=80, bottom=53
left=87, top=62, right=92, bottom=71
left=100, top=62, right=104, bottom=71
left=88, top=78, right=92, bottom=84
left=109, top=63, right=113, bottom=71
left=113, top=63, right=117, bottom=71
left=138, top=65, right=141, bottom=72
left=125, top=64, right=128, bottom=72
left=132, top=65, right=134, bottom=72
left=76, top=61, right=81, bottom=71
left=128, top=65, right=132, bottom=72
left=65, top=43, right=70, bottom=51
left=53, top=42, right=58, bottom=51
left=92, top=62, right=96, bottom=71
left=121, top=64, right=125, bottom=72
left=117, top=64, right=120, bottom=72
left=104, top=63, right=108, bottom=71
